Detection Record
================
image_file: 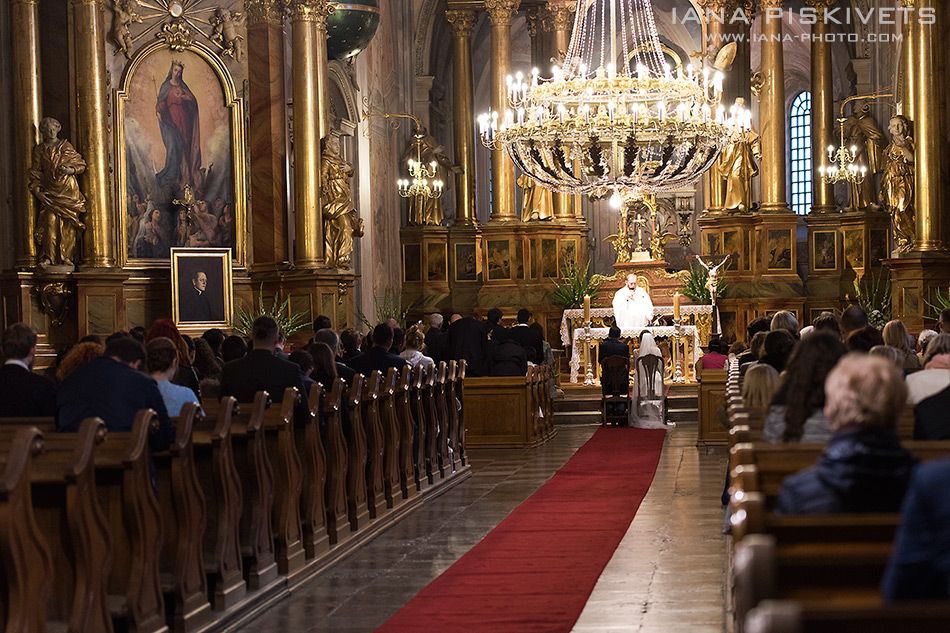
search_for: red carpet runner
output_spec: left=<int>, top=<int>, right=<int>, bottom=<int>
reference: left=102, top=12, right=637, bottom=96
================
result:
left=376, top=428, right=666, bottom=633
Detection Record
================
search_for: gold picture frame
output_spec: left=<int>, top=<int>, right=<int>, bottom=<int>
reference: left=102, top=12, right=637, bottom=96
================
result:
left=812, top=230, right=837, bottom=271
left=114, top=39, right=247, bottom=269
left=170, top=247, right=233, bottom=329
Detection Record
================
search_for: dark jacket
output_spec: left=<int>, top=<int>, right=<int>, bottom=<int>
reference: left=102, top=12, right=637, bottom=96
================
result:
left=488, top=339, right=528, bottom=377
left=506, top=324, right=544, bottom=365
left=424, top=328, right=448, bottom=365
left=914, top=385, right=950, bottom=440
left=599, top=338, right=629, bottom=363
left=348, top=345, right=410, bottom=378
left=0, top=363, right=58, bottom=418
left=180, top=287, right=213, bottom=322
left=881, top=458, right=950, bottom=600
left=775, top=429, right=917, bottom=515
left=219, top=348, right=310, bottom=425
left=57, top=356, right=174, bottom=452
left=447, top=317, right=488, bottom=377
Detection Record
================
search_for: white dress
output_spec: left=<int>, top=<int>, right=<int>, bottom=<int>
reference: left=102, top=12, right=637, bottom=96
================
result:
left=628, top=332, right=667, bottom=429
left=612, top=285, right=654, bottom=330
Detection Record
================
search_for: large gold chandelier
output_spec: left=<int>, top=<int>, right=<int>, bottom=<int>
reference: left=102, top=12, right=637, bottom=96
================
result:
left=479, top=0, right=749, bottom=199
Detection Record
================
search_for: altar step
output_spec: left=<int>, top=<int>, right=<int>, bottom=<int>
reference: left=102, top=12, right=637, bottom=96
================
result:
left=666, top=384, right=699, bottom=424
left=552, top=382, right=699, bottom=425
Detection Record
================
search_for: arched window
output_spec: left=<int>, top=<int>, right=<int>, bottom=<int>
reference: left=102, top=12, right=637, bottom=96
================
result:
left=789, top=91, right=812, bottom=215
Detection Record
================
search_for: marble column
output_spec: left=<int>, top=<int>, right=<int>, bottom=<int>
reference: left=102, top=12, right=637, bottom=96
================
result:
left=808, top=0, right=836, bottom=214
left=485, top=0, right=520, bottom=223
left=703, top=1, right=728, bottom=214
left=71, top=0, right=115, bottom=267
left=445, top=9, right=477, bottom=226
left=246, top=0, right=288, bottom=266
left=758, top=0, right=790, bottom=214
left=289, top=0, right=327, bottom=267
left=900, top=0, right=916, bottom=121
left=909, top=0, right=945, bottom=251
left=11, top=0, right=41, bottom=268
left=547, top=0, right=575, bottom=221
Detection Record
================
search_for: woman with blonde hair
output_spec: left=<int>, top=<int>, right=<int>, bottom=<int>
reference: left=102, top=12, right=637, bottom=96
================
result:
left=399, top=325, right=434, bottom=369
left=741, top=364, right=779, bottom=421
left=906, top=333, right=950, bottom=404
left=883, top=319, right=921, bottom=370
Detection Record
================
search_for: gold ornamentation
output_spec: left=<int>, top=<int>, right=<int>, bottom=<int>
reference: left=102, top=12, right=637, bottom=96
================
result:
left=288, top=0, right=329, bottom=24
left=210, top=8, right=246, bottom=61
left=110, top=0, right=143, bottom=59
left=839, top=106, right=885, bottom=210
left=37, top=283, right=72, bottom=328
left=804, top=0, right=836, bottom=9
left=882, top=114, right=915, bottom=252
left=545, top=0, right=576, bottom=32
left=444, top=9, right=476, bottom=38
left=156, top=20, right=193, bottom=50
left=760, top=0, right=783, bottom=8
left=245, top=0, right=284, bottom=25
left=524, top=5, right=543, bottom=38
left=484, top=0, right=521, bottom=25
left=716, top=101, right=761, bottom=213
left=321, top=135, right=363, bottom=269
left=337, top=281, right=348, bottom=304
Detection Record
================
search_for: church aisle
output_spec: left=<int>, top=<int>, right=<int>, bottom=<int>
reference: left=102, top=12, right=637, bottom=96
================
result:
left=572, top=421, right=729, bottom=633
left=235, top=426, right=599, bottom=633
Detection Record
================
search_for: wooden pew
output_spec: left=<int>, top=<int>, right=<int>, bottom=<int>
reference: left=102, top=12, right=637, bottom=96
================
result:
left=456, top=360, right=468, bottom=467
left=409, top=365, right=432, bottom=488
left=378, top=368, right=404, bottom=510
left=192, top=397, right=245, bottom=611
left=443, top=362, right=460, bottom=474
left=463, top=371, right=553, bottom=449
left=421, top=366, right=441, bottom=480
left=298, top=383, right=330, bottom=558
left=344, top=374, right=369, bottom=531
left=261, top=388, right=306, bottom=576
left=698, top=368, right=728, bottom=447
left=394, top=366, right=419, bottom=500
left=433, top=362, right=451, bottom=475
left=156, top=402, right=212, bottom=632
left=322, top=379, right=350, bottom=544
left=744, top=599, right=950, bottom=633
left=0, top=426, right=54, bottom=633
left=361, top=371, right=387, bottom=519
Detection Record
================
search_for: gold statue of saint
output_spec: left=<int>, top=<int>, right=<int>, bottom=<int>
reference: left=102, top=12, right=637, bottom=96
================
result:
left=29, top=117, right=87, bottom=271
left=842, top=106, right=886, bottom=211
left=517, top=173, right=553, bottom=221
left=321, top=135, right=363, bottom=269
left=881, top=114, right=915, bottom=253
left=716, top=100, right=760, bottom=213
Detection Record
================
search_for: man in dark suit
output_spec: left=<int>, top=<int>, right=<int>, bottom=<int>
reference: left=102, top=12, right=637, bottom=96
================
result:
left=485, top=308, right=507, bottom=342
left=339, top=328, right=363, bottom=366
left=180, top=270, right=213, bottom=322
left=487, top=338, right=528, bottom=377
left=424, top=313, right=448, bottom=365
left=913, top=385, right=950, bottom=440
left=348, top=323, right=410, bottom=377
left=598, top=325, right=629, bottom=363
left=0, top=323, right=57, bottom=417
left=447, top=313, right=488, bottom=376
left=311, top=328, right=356, bottom=385
left=57, top=336, right=175, bottom=452
left=506, top=308, right=544, bottom=365
left=219, top=315, right=310, bottom=424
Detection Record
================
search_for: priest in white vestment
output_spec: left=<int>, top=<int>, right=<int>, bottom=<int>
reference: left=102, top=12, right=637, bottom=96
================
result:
left=612, top=273, right=654, bottom=330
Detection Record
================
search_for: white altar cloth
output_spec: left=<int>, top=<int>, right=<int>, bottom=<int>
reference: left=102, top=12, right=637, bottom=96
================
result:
left=568, top=325, right=700, bottom=383
left=559, top=304, right=713, bottom=348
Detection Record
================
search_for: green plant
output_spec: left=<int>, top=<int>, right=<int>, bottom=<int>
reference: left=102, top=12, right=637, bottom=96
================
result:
left=234, top=284, right=310, bottom=338
left=680, top=262, right=728, bottom=303
left=852, top=269, right=891, bottom=329
left=550, top=254, right=603, bottom=308
left=924, top=286, right=950, bottom=319
left=357, top=287, right=413, bottom=330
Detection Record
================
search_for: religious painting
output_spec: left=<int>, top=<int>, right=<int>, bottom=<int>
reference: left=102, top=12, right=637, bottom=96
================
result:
left=743, top=230, right=751, bottom=271
left=558, top=239, right=577, bottom=277
left=403, top=244, right=421, bottom=282
left=454, top=243, right=477, bottom=282
left=869, top=230, right=889, bottom=266
left=116, top=41, right=246, bottom=267
left=844, top=230, right=864, bottom=270
left=487, top=240, right=511, bottom=280
left=704, top=232, right=720, bottom=256
left=426, top=243, right=447, bottom=282
left=755, top=229, right=763, bottom=268
left=515, top=240, right=524, bottom=279
left=902, top=287, right=920, bottom=318
left=766, top=229, right=793, bottom=270
left=722, top=231, right=740, bottom=258
left=813, top=231, right=837, bottom=271
left=529, top=239, right=539, bottom=279
left=540, top=239, right=557, bottom=278
left=170, top=247, right=232, bottom=328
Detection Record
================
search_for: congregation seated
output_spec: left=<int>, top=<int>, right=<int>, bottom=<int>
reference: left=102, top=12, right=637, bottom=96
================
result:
left=485, top=307, right=506, bottom=342
left=487, top=337, right=527, bottom=377
left=770, top=310, right=800, bottom=340
left=598, top=325, right=629, bottom=362
left=57, top=335, right=175, bottom=452
left=847, top=324, right=885, bottom=353
left=193, top=335, right=223, bottom=381
left=506, top=308, right=545, bottom=365
left=811, top=311, right=843, bottom=339
left=0, top=322, right=57, bottom=417
left=881, top=457, right=950, bottom=600
left=447, top=313, right=487, bottom=376
left=424, top=313, right=448, bottom=365
left=740, top=363, right=779, bottom=425
left=288, top=349, right=317, bottom=393
left=400, top=326, right=435, bottom=369
left=221, top=334, right=248, bottom=362
left=917, top=328, right=937, bottom=360
left=201, top=327, right=226, bottom=363
left=311, top=327, right=356, bottom=384
left=841, top=304, right=871, bottom=340
left=883, top=319, right=921, bottom=370
left=739, top=331, right=768, bottom=377
left=56, top=340, right=104, bottom=381
left=307, top=342, right=338, bottom=389
left=339, top=327, right=363, bottom=365
left=758, top=329, right=795, bottom=373
left=147, top=318, right=201, bottom=394
left=310, top=314, right=333, bottom=340
left=348, top=322, right=410, bottom=377
left=913, top=383, right=950, bottom=440
left=775, top=354, right=916, bottom=515
left=870, top=344, right=906, bottom=369
left=219, top=315, right=309, bottom=424
left=762, top=332, right=846, bottom=444
left=695, top=336, right=728, bottom=379
left=147, top=336, right=200, bottom=416
left=737, top=317, right=771, bottom=368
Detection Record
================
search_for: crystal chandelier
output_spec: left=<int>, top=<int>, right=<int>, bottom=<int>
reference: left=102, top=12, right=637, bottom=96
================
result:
left=479, top=0, right=749, bottom=199
left=398, top=132, right=444, bottom=199
left=819, top=119, right=867, bottom=185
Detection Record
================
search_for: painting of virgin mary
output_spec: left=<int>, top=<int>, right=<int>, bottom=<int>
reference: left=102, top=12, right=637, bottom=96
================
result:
left=155, top=60, right=203, bottom=192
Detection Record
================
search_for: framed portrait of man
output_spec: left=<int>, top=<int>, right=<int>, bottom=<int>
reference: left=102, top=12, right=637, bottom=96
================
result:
left=171, top=247, right=232, bottom=328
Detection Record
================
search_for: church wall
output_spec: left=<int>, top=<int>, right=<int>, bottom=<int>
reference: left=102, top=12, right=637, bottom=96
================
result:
left=0, top=0, right=14, bottom=274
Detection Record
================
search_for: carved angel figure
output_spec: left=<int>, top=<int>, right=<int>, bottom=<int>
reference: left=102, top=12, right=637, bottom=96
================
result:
left=210, top=8, right=246, bottom=63
left=321, top=135, right=363, bottom=269
left=842, top=106, right=886, bottom=211
left=881, top=114, right=915, bottom=252
left=111, top=0, right=141, bottom=59
left=29, top=118, right=86, bottom=270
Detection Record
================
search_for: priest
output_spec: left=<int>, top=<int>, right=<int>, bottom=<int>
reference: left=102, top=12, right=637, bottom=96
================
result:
left=612, top=273, right=654, bottom=330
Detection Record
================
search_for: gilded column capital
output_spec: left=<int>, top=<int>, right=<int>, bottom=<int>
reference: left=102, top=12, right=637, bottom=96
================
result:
left=524, top=5, right=543, bottom=38
left=445, top=9, right=476, bottom=38
left=804, top=0, right=836, bottom=9
left=546, top=0, right=576, bottom=32
left=900, top=0, right=915, bottom=7
left=288, top=0, right=329, bottom=25
left=484, top=0, right=520, bottom=26
left=760, top=0, right=783, bottom=9
left=246, top=0, right=285, bottom=25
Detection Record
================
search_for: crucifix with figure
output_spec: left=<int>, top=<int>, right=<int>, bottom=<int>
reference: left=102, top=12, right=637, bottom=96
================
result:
left=692, top=253, right=734, bottom=336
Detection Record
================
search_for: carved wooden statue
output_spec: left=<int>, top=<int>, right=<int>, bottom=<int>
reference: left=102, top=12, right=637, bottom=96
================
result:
left=881, top=114, right=915, bottom=253
left=29, top=117, right=86, bottom=271
left=517, top=173, right=553, bottom=221
left=842, top=106, right=886, bottom=211
left=321, top=135, right=363, bottom=269
left=210, top=8, right=246, bottom=63
left=110, top=0, right=141, bottom=59
left=716, top=99, right=760, bottom=213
